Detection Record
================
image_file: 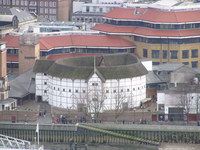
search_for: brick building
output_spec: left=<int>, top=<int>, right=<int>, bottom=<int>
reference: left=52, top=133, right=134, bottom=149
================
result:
left=0, top=0, right=72, bottom=21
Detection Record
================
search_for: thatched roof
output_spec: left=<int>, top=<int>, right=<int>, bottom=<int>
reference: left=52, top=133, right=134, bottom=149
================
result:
left=33, top=53, right=148, bottom=80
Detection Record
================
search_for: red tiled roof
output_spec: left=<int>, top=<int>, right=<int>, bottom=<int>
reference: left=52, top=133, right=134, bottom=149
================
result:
left=0, top=35, right=19, bottom=48
left=7, top=55, right=18, bottom=62
left=0, top=35, right=135, bottom=50
left=93, top=24, right=200, bottom=37
left=47, top=53, right=103, bottom=60
left=104, top=7, right=200, bottom=23
left=40, top=35, right=135, bottom=50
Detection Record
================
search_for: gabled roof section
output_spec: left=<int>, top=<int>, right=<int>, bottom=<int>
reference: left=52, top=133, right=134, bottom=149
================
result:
left=173, top=65, right=198, bottom=74
left=104, top=7, right=200, bottom=23
left=0, top=7, right=35, bottom=23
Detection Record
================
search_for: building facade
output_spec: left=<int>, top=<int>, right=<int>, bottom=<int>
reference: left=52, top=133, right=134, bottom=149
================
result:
left=33, top=54, right=148, bottom=112
left=0, top=42, right=17, bottom=111
left=0, top=0, right=72, bottom=21
left=0, top=34, right=135, bottom=73
left=93, top=6, right=200, bottom=68
left=72, top=0, right=123, bottom=23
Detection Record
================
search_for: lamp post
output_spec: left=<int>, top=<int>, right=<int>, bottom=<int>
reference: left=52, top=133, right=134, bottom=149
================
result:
left=132, top=108, right=136, bottom=123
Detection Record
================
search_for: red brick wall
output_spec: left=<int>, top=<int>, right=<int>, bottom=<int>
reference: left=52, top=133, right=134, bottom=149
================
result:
left=0, top=111, right=38, bottom=122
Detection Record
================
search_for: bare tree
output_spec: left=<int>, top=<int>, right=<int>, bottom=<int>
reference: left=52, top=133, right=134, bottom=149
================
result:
left=86, top=82, right=106, bottom=121
left=179, top=88, right=191, bottom=123
left=114, top=92, right=127, bottom=122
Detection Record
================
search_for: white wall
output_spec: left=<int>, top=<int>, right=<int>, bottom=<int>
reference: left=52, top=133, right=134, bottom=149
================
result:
left=35, top=73, right=146, bottom=110
left=141, top=60, right=152, bottom=71
left=157, top=90, right=200, bottom=114
left=73, top=1, right=84, bottom=12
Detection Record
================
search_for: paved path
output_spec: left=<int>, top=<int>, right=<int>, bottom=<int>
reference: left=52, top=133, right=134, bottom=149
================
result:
left=37, top=102, right=52, bottom=124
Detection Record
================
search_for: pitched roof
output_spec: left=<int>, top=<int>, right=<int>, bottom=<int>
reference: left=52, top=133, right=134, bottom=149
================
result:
left=9, top=69, right=35, bottom=98
left=92, top=24, right=200, bottom=38
left=0, top=34, right=135, bottom=50
left=104, top=7, right=200, bottom=23
left=39, top=35, right=135, bottom=50
left=33, top=53, right=148, bottom=80
left=0, top=7, right=35, bottom=23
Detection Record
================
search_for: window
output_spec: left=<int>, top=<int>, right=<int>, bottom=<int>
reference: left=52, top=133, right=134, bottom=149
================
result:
left=45, top=1, right=48, bottom=7
left=44, top=90, right=47, bottom=93
left=153, top=62, right=160, bottom=65
left=63, top=89, right=65, bottom=92
left=113, top=90, right=116, bottom=93
left=69, top=89, right=71, bottom=92
left=127, top=89, right=130, bottom=92
left=75, top=90, right=78, bottom=93
left=143, top=49, right=148, bottom=57
left=92, top=83, right=98, bottom=86
left=152, top=50, right=160, bottom=59
left=121, top=89, right=123, bottom=92
left=83, top=90, right=86, bottom=93
left=192, top=61, right=198, bottom=68
left=163, top=50, right=167, bottom=59
left=44, top=82, right=47, bottom=85
left=86, top=6, right=89, bottom=12
left=170, top=50, right=178, bottom=59
left=183, top=62, right=189, bottom=65
left=106, top=90, right=109, bottom=93
left=191, top=49, right=198, bottom=58
left=182, top=50, right=189, bottom=59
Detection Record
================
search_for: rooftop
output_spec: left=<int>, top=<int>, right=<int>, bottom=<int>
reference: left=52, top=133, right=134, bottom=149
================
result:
left=0, top=7, right=35, bottom=23
left=0, top=34, right=135, bottom=50
left=33, top=53, right=148, bottom=80
left=92, top=23, right=200, bottom=38
left=103, top=7, right=200, bottom=23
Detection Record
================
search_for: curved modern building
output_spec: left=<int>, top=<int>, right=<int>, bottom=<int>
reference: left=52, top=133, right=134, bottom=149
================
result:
left=93, top=7, right=200, bottom=68
left=33, top=53, right=148, bottom=111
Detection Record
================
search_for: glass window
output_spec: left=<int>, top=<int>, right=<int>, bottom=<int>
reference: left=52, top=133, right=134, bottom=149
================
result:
left=191, top=49, right=198, bottom=58
left=182, top=50, right=189, bottom=59
left=143, top=49, right=148, bottom=57
left=163, top=50, right=167, bottom=59
left=153, top=62, right=160, bottom=65
left=192, top=61, right=198, bottom=68
left=182, top=62, right=189, bottom=65
left=152, top=50, right=160, bottom=59
left=170, top=50, right=178, bottom=59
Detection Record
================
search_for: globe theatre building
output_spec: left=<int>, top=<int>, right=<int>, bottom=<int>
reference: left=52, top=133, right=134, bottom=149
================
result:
left=93, top=6, right=200, bottom=68
left=33, top=54, right=148, bottom=112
